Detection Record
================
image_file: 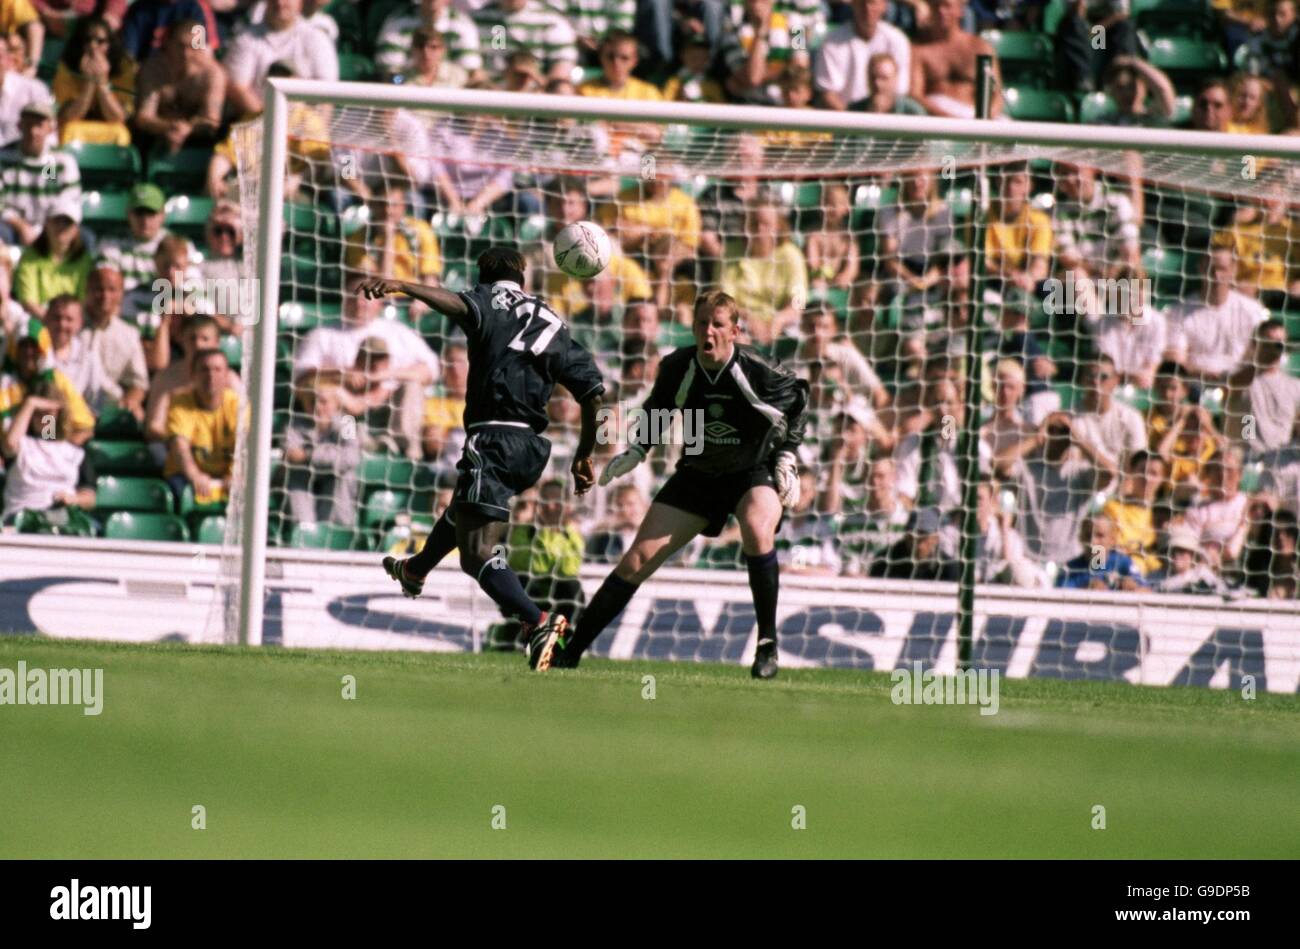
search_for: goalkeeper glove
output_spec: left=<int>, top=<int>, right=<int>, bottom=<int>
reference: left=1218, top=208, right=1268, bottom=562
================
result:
left=774, top=452, right=799, bottom=508
left=599, top=445, right=647, bottom=486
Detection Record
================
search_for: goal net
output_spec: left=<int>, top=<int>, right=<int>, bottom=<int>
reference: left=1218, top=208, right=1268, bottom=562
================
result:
left=221, top=84, right=1300, bottom=690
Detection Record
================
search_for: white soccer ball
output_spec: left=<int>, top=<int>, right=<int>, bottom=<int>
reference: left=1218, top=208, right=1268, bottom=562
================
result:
left=553, top=221, right=612, bottom=279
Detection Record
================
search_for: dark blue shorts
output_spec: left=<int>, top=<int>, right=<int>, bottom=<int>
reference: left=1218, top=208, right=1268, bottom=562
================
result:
left=453, top=425, right=551, bottom=522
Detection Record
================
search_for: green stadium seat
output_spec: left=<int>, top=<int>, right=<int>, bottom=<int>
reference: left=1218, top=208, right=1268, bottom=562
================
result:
left=1133, top=0, right=1217, bottom=38
left=1282, top=310, right=1300, bottom=343
left=1142, top=244, right=1187, bottom=299
left=96, top=475, right=172, bottom=513
left=67, top=142, right=142, bottom=192
left=1003, top=87, right=1076, bottom=122
left=103, top=511, right=190, bottom=542
left=363, top=0, right=408, bottom=55
left=93, top=403, right=144, bottom=440
left=360, top=453, right=416, bottom=491
left=87, top=440, right=159, bottom=476
left=146, top=146, right=212, bottom=195
left=1042, top=0, right=1069, bottom=35
left=289, top=522, right=360, bottom=549
left=339, top=52, right=375, bottom=82
left=1169, top=94, right=1194, bottom=126
left=363, top=489, right=411, bottom=527
left=325, top=0, right=363, bottom=53
left=981, top=31, right=1053, bottom=87
left=1144, top=37, right=1227, bottom=93
left=196, top=515, right=227, bottom=544
left=219, top=334, right=242, bottom=370
left=164, top=194, right=215, bottom=241
left=1289, top=350, right=1300, bottom=378
left=278, top=300, right=342, bottom=332
left=81, top=191, right=133, bottom=239
left=1078, top=92, right=1118, bottom=124
left=36, top=37, right=64, bottom=81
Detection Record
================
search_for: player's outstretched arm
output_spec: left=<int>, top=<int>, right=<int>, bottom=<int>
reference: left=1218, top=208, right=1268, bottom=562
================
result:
left=358, top=278, right=472, bottom=327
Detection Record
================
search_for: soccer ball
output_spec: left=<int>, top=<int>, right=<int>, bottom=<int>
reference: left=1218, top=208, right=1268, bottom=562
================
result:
left=553, top=221, right=611, bottom=279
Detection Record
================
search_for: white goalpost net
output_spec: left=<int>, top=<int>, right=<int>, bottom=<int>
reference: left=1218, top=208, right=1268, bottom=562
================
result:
left=219, top=83, right=1300, bottom=691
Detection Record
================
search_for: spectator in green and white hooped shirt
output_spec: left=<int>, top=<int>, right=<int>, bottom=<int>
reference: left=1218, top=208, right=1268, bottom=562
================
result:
left=0, top=100, right=80, bottom=247
left=95, top=182, right=197, bottom=293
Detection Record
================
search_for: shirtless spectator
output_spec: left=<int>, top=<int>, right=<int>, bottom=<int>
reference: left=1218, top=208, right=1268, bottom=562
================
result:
left=132, top=18, right=224, bottom=155
left=911, top=0, right=1003, bottom=119
left=814, top=0, right=911, bottom=111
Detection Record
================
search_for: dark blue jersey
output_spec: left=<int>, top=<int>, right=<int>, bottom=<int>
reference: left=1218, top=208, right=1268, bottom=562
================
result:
left=455, top=280, right=604, bottom=433
left=634, top=344, right=808, bottom=476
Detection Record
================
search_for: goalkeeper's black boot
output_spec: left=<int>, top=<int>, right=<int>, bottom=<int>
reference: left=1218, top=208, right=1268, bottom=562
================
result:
left=382, top=556, right=425, bottom=598
left=751, top=638, right=779, bottom=680
left=525, top=612, right=570, bottom=671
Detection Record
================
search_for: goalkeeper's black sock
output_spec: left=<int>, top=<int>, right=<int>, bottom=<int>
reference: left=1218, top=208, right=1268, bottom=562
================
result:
left=746, top=550, right=780, bottom=643
left=569, top=572, right=640, bottom=656
left=476, top=561, right=543, bottom=627
left=407, top=509, right=458, bottom=577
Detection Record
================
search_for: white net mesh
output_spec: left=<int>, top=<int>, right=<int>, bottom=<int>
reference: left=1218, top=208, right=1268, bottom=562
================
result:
left=220, top=93, right=1300, bottom=684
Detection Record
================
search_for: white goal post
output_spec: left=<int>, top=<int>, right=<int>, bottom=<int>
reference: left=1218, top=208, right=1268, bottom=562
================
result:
left=229, top=79, right=1300, bottom=652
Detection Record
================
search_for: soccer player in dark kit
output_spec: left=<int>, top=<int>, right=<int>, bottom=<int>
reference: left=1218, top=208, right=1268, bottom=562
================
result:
left=549, top=289, right=809, bottom=678
left=358, top=248, right=605, bottom=671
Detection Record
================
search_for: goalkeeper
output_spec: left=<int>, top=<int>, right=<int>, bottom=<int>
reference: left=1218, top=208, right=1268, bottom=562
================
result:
left=360, top=247, right=605, bottom=671
left=551, top=289, right=809, bottom=679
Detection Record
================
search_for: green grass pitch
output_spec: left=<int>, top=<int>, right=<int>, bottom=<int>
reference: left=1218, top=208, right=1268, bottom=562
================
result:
left=1, top=636, right=1297, bottom=858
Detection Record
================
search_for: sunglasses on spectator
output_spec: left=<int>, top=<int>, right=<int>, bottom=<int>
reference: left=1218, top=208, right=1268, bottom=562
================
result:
left=210, top=224, right=237, bottom=238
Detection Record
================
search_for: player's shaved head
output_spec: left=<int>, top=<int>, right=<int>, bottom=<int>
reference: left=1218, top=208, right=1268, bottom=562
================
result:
left=478, top=246, right=527, bottom=285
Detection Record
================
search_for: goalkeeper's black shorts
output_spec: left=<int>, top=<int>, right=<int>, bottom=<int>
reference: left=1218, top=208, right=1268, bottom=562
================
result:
left=452, top=423, right=551, bottom=522
left=654, top=462, right=779, bottom=538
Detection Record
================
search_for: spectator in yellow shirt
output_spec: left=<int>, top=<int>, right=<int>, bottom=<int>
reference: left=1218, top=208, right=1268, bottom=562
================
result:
left=577, top=30, right=662, bottom=158
left=1212, top=185, right=1300, bottom=310
left=720, top=199, right=809, bottom=347
left=1101, top=450, right=1168, bottom=575
left=661, top=34, right=726, bottom=104
left=52, top=16, right=134, bottom=146
left=1148, top=362, right=1220, bottom=505
left=164, top=348, right=239, bottom=507
left=598, top=173, right=701, bottom=309
left=345, top=183, right=442, bottom=319
left=0, top=0, right=42, bottom=77
left=985, top=164, right=1052, bottom=292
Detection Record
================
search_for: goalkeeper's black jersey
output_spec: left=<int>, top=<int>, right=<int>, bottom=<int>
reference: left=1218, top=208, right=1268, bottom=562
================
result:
left=634, top=344, right=808, bottom=476
left=455, top=280, right=604, bottom=433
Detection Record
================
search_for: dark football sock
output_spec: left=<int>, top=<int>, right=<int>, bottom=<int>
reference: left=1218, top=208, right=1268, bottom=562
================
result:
left=746, top=550, right=780, bottom=642
left=476, top=560, right=543, bottom=627
left=569, top=572, right=640, bottom=655
left=407, top=509, right=458, bottom=577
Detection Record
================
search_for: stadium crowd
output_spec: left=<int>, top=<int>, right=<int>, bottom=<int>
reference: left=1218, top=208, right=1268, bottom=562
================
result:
left=0, top=0, right=1298, bottom=621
